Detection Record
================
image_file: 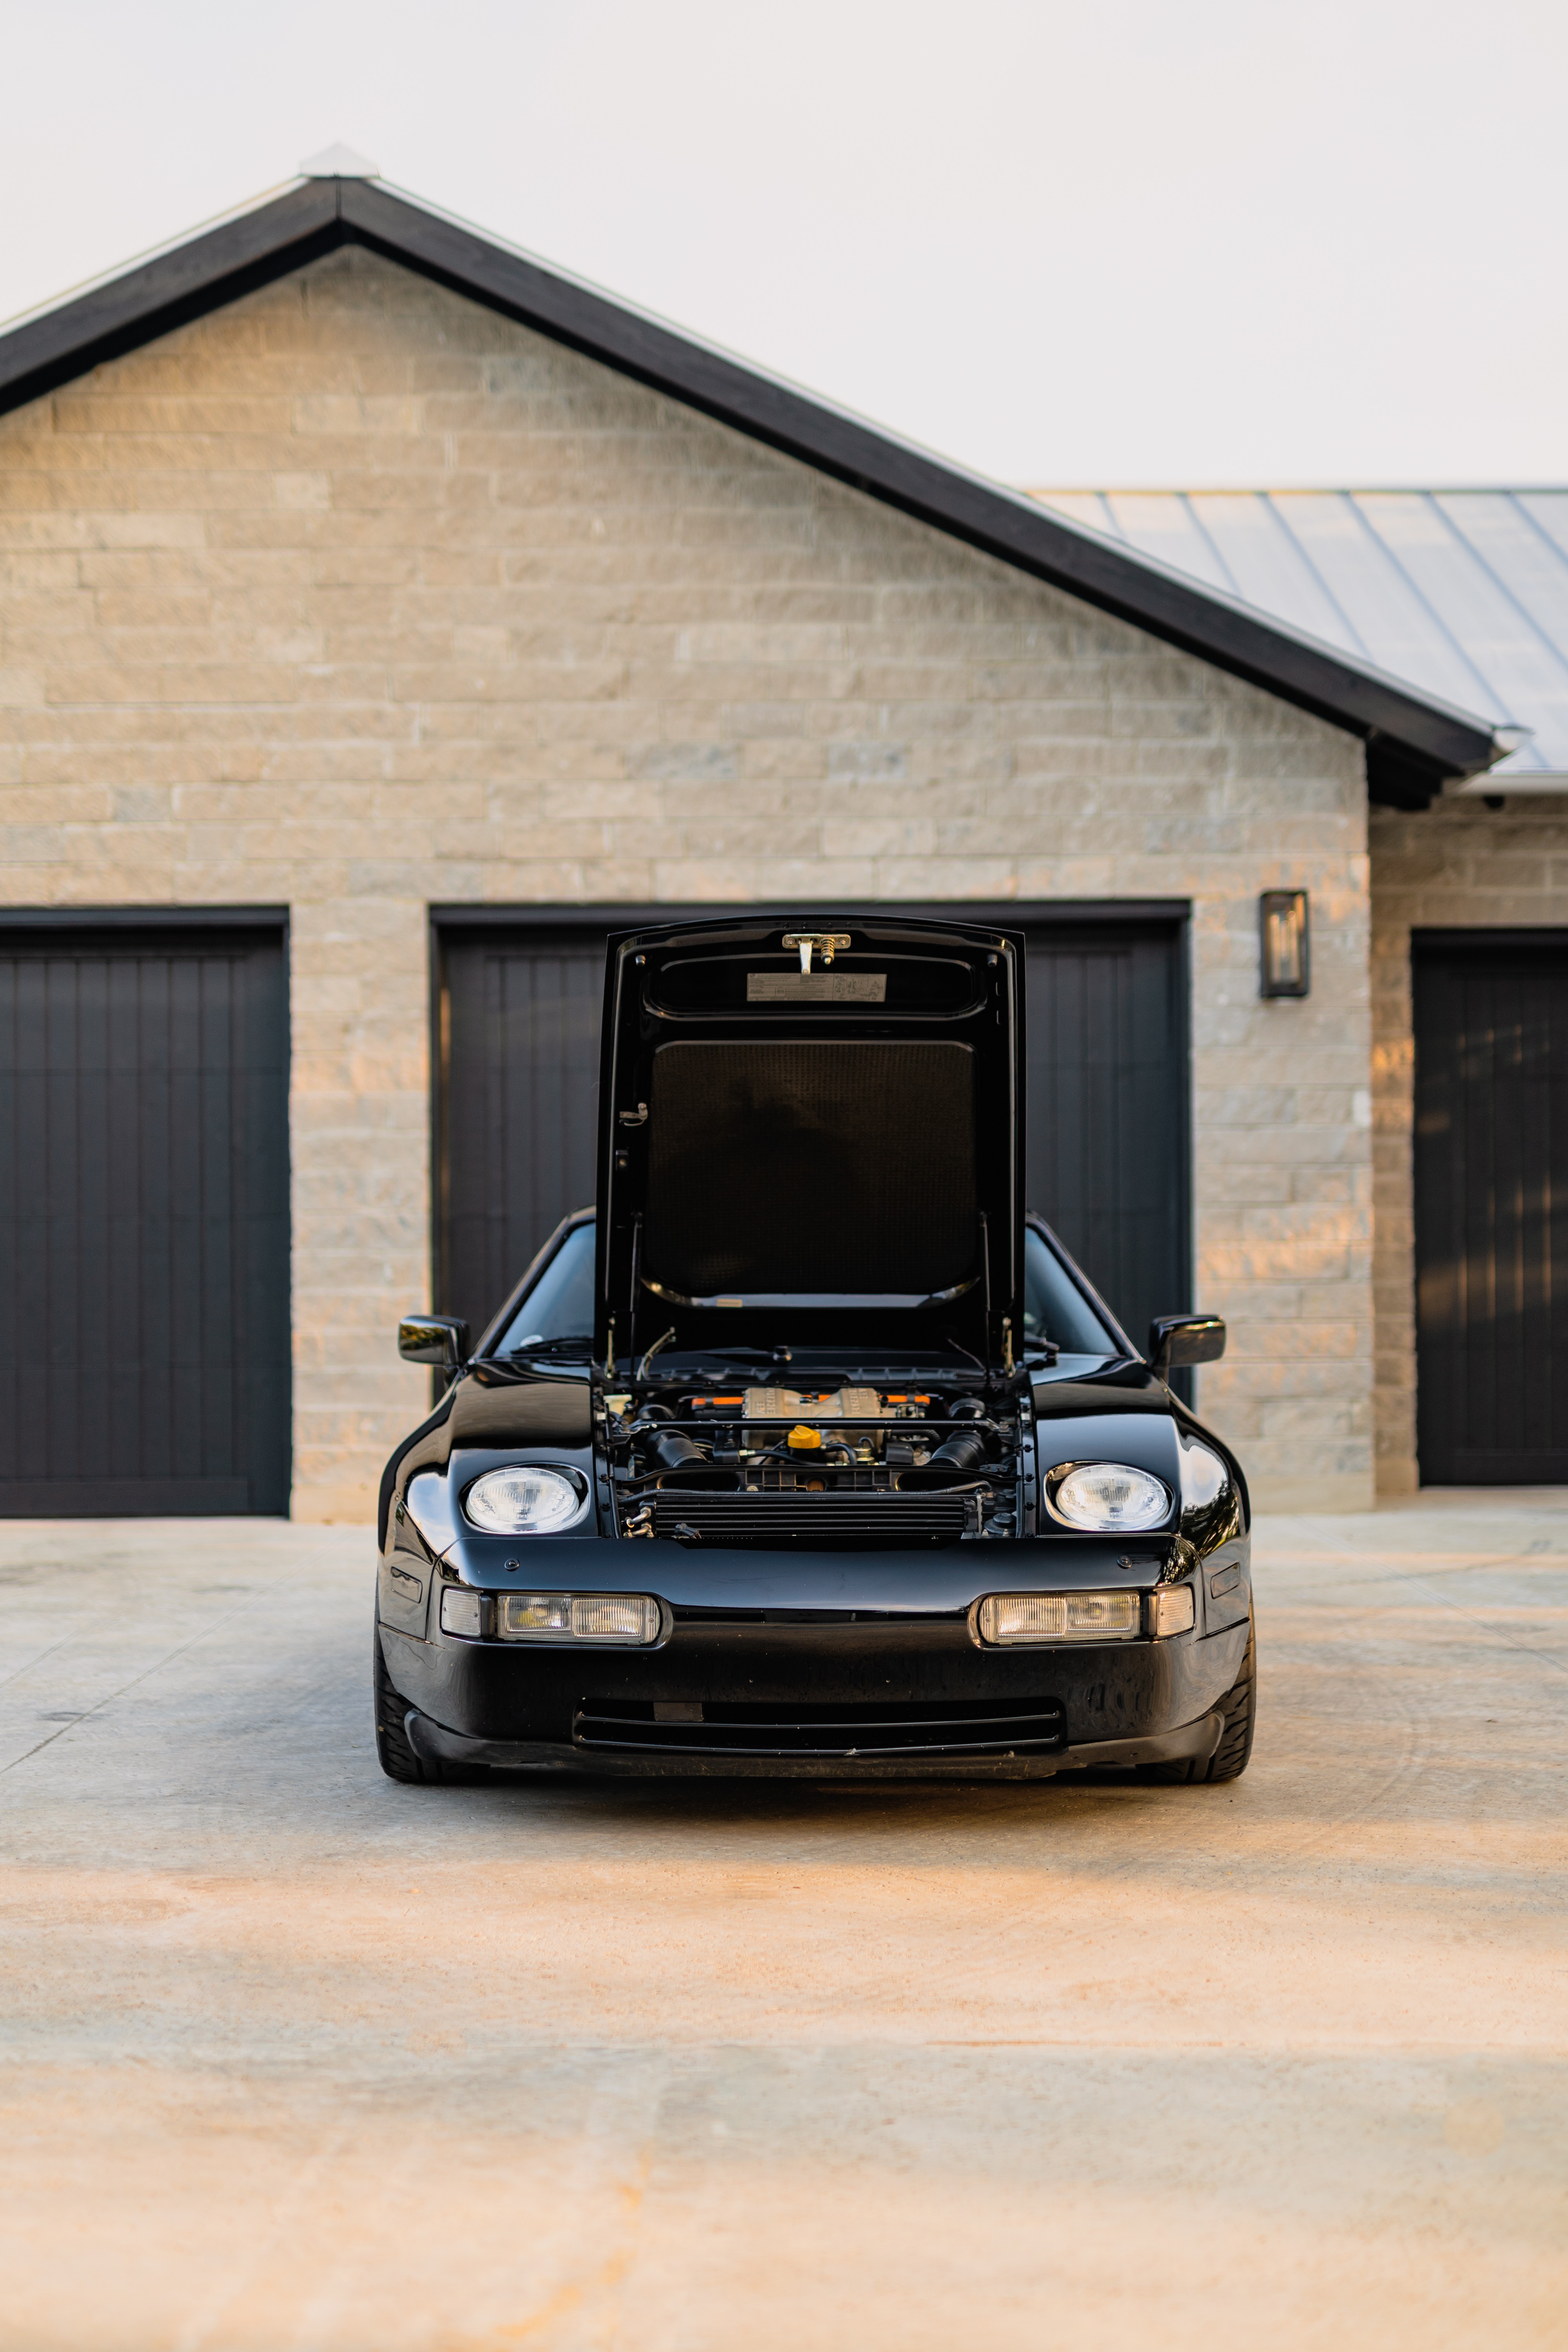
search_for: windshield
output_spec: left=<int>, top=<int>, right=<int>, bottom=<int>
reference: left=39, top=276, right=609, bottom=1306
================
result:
left=490, top=1223, right=595, bottom=1355
left=490, top=1220, right=1116, bottom=1364
left=1022, top=1227, right=1116, bottom=1357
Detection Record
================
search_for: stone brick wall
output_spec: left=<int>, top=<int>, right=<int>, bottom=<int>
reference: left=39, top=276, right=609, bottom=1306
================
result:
left=1370, top=795, right=1568, bottom=1493
left=0, top=245, right=1371, bottom=1517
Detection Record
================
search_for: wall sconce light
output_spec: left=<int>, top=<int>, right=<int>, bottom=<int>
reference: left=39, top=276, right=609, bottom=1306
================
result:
left=1259, top=889, right=1310, bottom=997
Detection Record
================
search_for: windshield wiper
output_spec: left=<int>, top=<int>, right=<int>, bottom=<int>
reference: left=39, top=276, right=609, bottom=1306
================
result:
left=637, top=1344, right=793, bottom=1381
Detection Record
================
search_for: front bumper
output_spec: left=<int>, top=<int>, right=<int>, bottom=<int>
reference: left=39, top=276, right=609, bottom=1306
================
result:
left=377, top=1528, right=1250, bottom=1777
left=399, top=1702, right=1228, bottom=1779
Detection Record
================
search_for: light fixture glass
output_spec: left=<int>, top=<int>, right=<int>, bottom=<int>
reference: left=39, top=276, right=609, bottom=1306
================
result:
left=497, top=1592, right=572, bottom=1634
left=439, top=1587, right=483, bottom=1638
left=495, top=1592, right=660, bottom=1644
left=463, top=1466, right=584, bottom=1534
left=1147, top=1585, right=1196, bottom=1637
left=568, top=1594, right=660, bottom=1642
left=978, top=1590, right=1142, bottom=1644
left=1259, top=889, right=1310, bottom=996
left=1046, top=1462, right=1171, bottom=1532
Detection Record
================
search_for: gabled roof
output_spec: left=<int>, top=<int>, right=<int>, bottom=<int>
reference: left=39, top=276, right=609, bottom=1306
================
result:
left=0, top=172, right=1508, bottom=808
left=1038, top=490, right=1566, bottom=789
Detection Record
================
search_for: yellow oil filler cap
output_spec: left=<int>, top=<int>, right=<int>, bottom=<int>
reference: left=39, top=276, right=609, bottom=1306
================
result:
left=786, top=1425, right=822, bottom=1450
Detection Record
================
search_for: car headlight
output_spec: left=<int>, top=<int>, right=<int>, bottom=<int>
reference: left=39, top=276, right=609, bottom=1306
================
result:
left=978, top=1590, right=1142, bottom=1644
left=463, top=1466, right=586, bottom=1535
left=1045, top=1461, right=1172, bottom=1532
left=497, top=1592, right=660, bottom=1644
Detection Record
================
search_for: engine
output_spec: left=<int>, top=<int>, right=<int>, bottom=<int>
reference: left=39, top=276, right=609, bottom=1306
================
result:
left=599, top=1382, right=1028, bottom=1546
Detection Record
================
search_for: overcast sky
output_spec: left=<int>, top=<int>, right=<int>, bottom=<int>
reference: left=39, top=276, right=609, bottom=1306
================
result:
left=4, top=0, right=1564, bottom=488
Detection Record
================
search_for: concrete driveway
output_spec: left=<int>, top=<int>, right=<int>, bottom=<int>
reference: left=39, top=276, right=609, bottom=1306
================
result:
left=0, top=1500, right=1563, bottom=2352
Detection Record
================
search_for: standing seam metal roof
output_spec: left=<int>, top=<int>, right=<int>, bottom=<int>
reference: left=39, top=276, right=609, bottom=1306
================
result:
left=1034, top=490, right=1568, bottom=780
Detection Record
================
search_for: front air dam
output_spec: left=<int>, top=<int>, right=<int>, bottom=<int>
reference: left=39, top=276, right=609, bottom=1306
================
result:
left=400, top=1704, right=1227, bottom=1780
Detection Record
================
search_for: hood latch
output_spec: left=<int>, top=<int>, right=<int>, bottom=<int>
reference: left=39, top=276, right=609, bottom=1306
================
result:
left=781, top=931, right=851, bottom=975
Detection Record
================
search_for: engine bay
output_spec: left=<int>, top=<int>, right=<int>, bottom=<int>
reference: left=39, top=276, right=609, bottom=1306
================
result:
left=597, top=1377, right=1031, bottom=1544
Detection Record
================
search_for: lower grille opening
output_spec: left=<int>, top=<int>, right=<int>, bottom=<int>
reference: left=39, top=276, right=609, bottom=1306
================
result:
left=624, top=1488, right=982, bottom=1545
left=573, top=1693, right=1066, bottom=1759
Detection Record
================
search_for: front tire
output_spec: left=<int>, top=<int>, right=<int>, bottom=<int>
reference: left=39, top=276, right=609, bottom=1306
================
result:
left=373, top=1621, right=434, bottom=1783
left=1141, top=1619, right=1256, bottom=1785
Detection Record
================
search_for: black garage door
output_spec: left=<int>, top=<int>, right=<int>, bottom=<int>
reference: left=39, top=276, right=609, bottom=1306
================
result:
left=436, top=922, right=604, bottom=1341
left=0, top=918, right=290, bottom=1515
left=1023, top=920, right=1189, bottom=1363
left=1414, top=931, right=1568, bottom=1483
left=435, top=908, right=1190, bottom=1356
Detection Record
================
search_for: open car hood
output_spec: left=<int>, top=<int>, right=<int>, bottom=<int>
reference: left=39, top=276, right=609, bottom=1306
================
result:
left=594, top=914, right=1025, bottom=1374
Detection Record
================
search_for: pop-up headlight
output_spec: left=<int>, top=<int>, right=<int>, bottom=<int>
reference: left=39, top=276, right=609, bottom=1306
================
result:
left=1044, top=1462, right=1171, bottom=1532
left=463, top=1467, right=585, bottom=1535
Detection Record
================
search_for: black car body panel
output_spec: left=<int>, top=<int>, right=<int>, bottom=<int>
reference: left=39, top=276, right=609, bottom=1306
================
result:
left=377, top=915, right=1254, bottom=1780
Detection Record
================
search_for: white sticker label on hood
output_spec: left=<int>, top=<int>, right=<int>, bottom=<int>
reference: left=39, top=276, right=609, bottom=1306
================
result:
left=746, top=973, right=887, bottom=1001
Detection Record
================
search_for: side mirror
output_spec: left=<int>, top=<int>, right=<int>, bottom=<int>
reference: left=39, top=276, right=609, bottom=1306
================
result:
left=397, top=1314, right=470, bottom=1369
left=1149, top=1314, right=1226, bottom=1378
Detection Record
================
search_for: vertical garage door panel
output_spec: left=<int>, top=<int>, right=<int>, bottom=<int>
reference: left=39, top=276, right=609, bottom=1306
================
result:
left=74, top=960, right=113, bottom=1480
left=11, top=962, right=48, bottom=1478
left=0, top=966, right=27, bottom=1482
left=1486, top=965, right=1525, bottom=1450
left=171, top=956, right=208, bottom=1484
left=441, top=937, right=603, bottom=1341
left=235, top=952, right=291, bottom=1499
left=1033, top=952, right=1099, bottom=1273
left=1512, top=958, right=1563, bottom=1459
left=1025, top=929, right=1189, bottom=1354
left=1415, top=936, right=1568, bottom=1482
left=105, top=961, right=148, bottom=1482
left=439, top=915, right=1190, bottom=1361
left=0, top=926, right=290, bottom=1516
left=196, top=960, right=239, bottom=1484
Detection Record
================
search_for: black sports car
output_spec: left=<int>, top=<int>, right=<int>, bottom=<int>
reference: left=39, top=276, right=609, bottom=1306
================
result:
left=374, top=915, right=1254, bottom=1784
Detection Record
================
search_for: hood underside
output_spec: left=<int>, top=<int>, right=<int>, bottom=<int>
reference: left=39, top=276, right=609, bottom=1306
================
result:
left=595, top=914, right=1025, bottom=1371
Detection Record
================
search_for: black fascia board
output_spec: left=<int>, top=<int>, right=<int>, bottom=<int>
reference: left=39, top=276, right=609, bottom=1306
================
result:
left=0, top=181, right=346, bottom=418
left=429, top=898, right=1191, bottom=932
left=0, top=176, right=1497, bottom=803
left=1361, top=740, right=1454, bottom=811
left=0, top=904, right=289, bottom=929
left=1413, top=927, right=1568, bottom=952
